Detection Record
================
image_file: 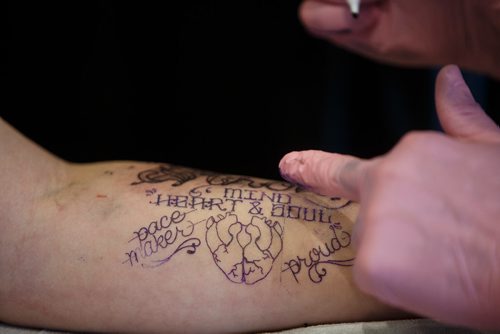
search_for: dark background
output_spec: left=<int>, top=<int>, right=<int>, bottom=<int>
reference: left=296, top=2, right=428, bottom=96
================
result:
left=5, top=1, right=500, bottom=180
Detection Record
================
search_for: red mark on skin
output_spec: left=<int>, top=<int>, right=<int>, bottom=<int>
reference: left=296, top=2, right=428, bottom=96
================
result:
left=54, top=199, right=65, bottom=212
left=96, top=194, right=108, bottom=199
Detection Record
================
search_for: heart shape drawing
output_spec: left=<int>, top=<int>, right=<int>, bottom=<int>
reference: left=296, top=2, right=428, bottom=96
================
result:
left=206, top=213, right=283, bottom=284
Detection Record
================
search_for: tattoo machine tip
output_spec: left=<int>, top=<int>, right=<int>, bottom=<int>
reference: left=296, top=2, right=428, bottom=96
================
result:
left=346, top=0, right=360, bottom=18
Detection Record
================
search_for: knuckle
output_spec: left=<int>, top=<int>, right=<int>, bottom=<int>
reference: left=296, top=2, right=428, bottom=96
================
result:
left=369, top=159, right=398, bottom=182
left=369, top=132, right=442, bottom=182
left=397, top=131, right=444, bottom=152
left=370, top=132, right=443, bottom=181
left=399, top=131, right=430, bottom=147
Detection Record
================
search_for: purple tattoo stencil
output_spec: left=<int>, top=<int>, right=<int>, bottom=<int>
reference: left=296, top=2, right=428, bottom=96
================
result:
left=206, top=213, right=283, bottom=285
left=123, top=210, right=201, bottom=268
left=282, top=224, right=353, bottom=283
left=131, top=164, right=197, bottom=186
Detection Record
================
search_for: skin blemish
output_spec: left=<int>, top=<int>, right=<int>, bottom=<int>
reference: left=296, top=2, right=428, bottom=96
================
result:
left=96, top=194, right=108, bottom=199
left=54, top=199, right=65, bottom=212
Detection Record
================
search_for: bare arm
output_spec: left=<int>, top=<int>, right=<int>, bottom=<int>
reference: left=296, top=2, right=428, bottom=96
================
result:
left=0, top=118, right=406, bottom=333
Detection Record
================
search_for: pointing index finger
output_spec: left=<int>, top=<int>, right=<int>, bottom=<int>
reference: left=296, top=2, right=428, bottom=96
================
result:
left=279, top=150, right=367, bottom=201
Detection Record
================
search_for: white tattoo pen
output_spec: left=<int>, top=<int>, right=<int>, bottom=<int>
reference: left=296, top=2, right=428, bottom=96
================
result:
left=346, top=0, right=361, bottom=18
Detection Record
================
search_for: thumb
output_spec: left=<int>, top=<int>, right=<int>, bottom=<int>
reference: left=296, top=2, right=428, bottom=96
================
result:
left=435, top=65, right=500, bottom=143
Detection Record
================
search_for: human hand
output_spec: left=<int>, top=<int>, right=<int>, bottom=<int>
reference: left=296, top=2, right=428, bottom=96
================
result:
left=299, top=0, right=500, bottom=79
left=279, top=65, right=500, bottom=330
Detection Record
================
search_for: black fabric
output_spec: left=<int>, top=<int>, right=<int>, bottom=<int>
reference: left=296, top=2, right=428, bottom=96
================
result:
left=5, top=1, right=500, bottom=180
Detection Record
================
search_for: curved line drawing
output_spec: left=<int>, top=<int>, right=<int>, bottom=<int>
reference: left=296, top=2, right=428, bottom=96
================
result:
left=206, top=213, right=283, bottom=285
left=131, top=164, right=197, bottom=186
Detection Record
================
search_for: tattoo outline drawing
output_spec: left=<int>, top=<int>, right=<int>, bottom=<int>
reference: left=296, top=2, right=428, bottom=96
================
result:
left=123, top=210, right=201, bottom=268
left=126, top=164, right=354, bottom=285
left=130, top=164, right=198, bottom=186
left=282, top=223, right=354, bottom=283
left=206, top=213, right=283, bottom=285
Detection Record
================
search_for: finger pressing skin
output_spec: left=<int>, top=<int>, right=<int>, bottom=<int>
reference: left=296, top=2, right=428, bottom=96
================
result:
left=279, top=150, right=367, bottom=201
